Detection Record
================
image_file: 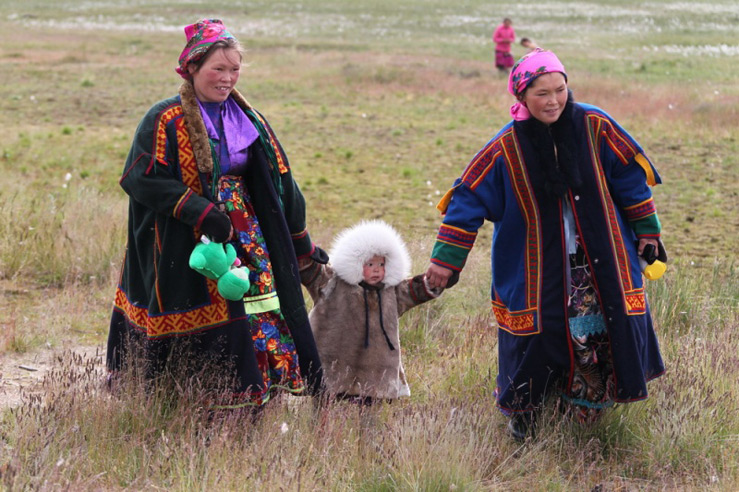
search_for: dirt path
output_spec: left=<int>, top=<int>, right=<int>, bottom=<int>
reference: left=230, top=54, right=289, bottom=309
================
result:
left=0, top=345, right=104, bottom=410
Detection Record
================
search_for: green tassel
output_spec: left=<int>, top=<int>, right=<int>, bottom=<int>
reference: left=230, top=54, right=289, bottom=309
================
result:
left=209, top=138, right=221, bottom=199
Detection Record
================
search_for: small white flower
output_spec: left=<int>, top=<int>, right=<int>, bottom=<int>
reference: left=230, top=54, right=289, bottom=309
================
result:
left=280, top=422, right=289, bottom=434
left=435, top=190, right=441, bottom=195
left=64, top=172, right=72, bottom=181
left=668, top=104, right=674, bottom=110
left=426, top=180, right=432, bottom=186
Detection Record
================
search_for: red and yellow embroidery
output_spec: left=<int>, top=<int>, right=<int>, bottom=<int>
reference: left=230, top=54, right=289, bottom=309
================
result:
left=502, top=129, right=542, bottom=316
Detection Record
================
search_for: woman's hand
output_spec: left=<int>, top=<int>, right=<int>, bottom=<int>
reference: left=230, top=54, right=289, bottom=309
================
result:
left=425, top=263, right=454, bottom=289
left=201, top=207, right=233, bottom=243
left=637, top=238, right=659, bottom=257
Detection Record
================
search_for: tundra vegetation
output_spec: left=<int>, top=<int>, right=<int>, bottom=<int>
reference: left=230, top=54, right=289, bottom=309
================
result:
left=0, top=0, right=737, bottom=490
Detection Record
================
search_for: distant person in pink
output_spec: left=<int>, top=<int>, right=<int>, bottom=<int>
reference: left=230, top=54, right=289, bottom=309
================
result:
left=492, top=18, right=515, bottom=74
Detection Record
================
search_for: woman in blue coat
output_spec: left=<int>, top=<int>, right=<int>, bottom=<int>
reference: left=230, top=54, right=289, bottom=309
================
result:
left=425, top=49, right=666, bottom=440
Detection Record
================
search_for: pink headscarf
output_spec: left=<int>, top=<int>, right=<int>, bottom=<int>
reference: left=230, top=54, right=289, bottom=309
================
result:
left=507, top=48, right=567, bottom=121
left=175, top=19, right=236, bottom=79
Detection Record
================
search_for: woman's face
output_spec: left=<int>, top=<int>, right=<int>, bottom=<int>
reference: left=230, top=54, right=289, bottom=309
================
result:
left=188, top=47, right=241, bottom=103
left=522, top=72, right=568, bottom=125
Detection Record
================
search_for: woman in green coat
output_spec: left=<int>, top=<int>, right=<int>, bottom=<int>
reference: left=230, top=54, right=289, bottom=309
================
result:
left=107, top=19, right=324, bottom=408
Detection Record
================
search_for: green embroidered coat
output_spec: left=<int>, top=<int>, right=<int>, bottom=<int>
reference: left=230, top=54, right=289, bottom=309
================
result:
left=107, top=82, right=323, bottom=397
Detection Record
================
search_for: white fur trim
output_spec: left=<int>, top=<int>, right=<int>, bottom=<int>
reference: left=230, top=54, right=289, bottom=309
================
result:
left=330, top=220, right=411, bottom=287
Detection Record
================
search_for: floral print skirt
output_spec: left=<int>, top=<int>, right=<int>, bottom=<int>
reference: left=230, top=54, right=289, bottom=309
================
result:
left=218, top=175, right=304, bottom=405
left=563, top=245, right=616, bottom=423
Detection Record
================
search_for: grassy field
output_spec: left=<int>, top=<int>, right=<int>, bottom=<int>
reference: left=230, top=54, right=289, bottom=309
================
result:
left=1, top=0, right=737, bottom=490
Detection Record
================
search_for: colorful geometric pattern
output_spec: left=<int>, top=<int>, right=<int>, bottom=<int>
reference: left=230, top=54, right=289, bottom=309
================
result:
left=174, top=115, right=202, bottom=194
left=461, top=139, right=502, bottom=190
left=624, top=198, right=657, bottom=221
left=501, top=129, right=542, bottom=311
left=492, top=300, right=538, bottom=335
left=115, top=101, right=235, bottom=338
left=586, top=113, right=642, bottom=314
left=152, top=104, right=182, bottom=169
left=436, top=224, right=477, bottom=250
left=432, top=224, right=477, bottom=271
left=113, top=280, right=229, bottom=338
left=624, top=289, right=647, bottom=315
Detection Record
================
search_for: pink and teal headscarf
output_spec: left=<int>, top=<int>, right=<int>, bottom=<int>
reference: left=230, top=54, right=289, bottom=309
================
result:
left=176, top=19, right=236, bottom=79
left=508, top=48, right=567, bottom=121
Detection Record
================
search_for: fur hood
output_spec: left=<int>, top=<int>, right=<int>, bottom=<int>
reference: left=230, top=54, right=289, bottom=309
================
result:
left=330, top=220, right=410, bottom=287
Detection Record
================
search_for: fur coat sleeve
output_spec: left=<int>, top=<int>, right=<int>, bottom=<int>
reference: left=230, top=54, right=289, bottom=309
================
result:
left=395, top=274, right=442, bottom=316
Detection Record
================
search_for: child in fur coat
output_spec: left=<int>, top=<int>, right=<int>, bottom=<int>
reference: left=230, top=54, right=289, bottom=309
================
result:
left=300, top=220, right=442, bottom=403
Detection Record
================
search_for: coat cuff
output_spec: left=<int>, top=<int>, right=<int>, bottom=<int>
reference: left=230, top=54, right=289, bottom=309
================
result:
left=631, top=214, right=661, bottom=239
left=291, top=229, right=314, bottom=258
left=430, top=241, right=467, bottom=272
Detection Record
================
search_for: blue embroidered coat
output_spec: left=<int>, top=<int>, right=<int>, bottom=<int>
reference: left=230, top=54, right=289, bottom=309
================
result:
left=431, top=102, right=665, bottom=412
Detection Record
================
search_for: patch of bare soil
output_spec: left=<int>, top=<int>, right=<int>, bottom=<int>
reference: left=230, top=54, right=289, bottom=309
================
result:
left=0, top=345, right=104, bottom=410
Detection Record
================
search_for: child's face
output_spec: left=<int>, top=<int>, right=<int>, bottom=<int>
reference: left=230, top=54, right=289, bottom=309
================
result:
left=362, top=255, right=386, bottom=285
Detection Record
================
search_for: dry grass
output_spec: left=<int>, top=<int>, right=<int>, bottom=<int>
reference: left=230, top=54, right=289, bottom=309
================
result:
left=1, top=0, right=738, bottom=489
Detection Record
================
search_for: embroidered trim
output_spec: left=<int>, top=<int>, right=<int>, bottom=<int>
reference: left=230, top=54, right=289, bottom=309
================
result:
left=429, top=257, right=463, bottom=272
left=593, top=114, right=639, bottom=166
left=586, top=114, right=640, bottom=313
left=492, top=300, right=539, bottom=335
left=290, top=229, right=308, bottom=240
left=624, top=289, right=647, bottom=315
left=243, top=291, right=281, bottom=314
left=503, top=129, right=542, bottom=312
left=568, top=314, right=607, bottom=338
left=113, top=281, right=230, bottom=338
left=153, top=103, right=183, bottom=168
left=173, top=189, right=193, bottom=219
left=461, top=137, right=503, bottom=190
left=624, top=198, right=657, bottom=221
left=174, top=115, right=202, bottom=195
left=436, top=224, right=477, bottom=250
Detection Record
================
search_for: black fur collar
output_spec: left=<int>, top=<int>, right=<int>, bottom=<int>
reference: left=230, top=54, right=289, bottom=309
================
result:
left=515, top=91, right=582, bottom=201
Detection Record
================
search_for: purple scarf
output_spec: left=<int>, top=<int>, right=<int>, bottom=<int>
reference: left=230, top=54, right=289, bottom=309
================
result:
left=198, top=97, right=259, bottom=173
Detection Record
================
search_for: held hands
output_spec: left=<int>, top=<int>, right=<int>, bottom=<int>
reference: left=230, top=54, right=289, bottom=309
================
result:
left=425, top=263, right=454, bottom=290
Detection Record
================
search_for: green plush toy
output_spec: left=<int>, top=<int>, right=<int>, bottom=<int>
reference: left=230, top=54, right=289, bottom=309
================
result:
left=189, top=237, right=251, bottom=301
left=217, top=267, right=251, bottom=301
